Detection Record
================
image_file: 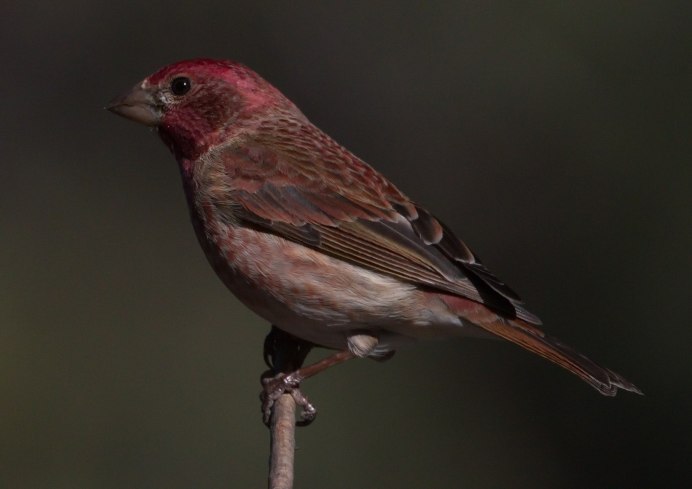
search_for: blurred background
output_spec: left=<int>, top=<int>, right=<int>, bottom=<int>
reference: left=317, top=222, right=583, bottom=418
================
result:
left=2, top=1, right=690, bottom=488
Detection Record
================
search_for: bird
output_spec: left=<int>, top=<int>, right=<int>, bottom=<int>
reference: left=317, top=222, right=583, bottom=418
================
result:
left=107, top=58, right=642, bottom=423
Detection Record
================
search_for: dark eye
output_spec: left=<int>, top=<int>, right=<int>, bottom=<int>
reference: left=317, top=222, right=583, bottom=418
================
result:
left=170, top=76, right=191, bottom=96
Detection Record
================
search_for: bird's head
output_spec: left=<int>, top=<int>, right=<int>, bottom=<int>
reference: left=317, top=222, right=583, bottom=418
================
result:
left=107, top=58, right=299, bottom=159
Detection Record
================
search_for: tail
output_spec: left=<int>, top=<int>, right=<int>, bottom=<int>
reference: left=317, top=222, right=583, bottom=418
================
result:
left=476, top=317, right=643, bottom=396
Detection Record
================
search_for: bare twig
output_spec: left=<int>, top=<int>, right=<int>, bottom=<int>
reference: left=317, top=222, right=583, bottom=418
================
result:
left=263, top=327, right=314, bottom=489
left=268, top=394, right=297, bottom=489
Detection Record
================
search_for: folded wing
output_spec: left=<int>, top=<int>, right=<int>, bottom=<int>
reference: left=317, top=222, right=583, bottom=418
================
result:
left=210, top=125, right=541, bottom=325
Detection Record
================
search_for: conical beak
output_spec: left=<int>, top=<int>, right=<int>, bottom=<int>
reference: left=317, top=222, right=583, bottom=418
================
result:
left=106, top=84, right=162, bottom=126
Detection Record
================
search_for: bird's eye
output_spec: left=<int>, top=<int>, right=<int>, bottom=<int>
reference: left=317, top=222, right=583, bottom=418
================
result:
left=170, top=76, right=191, bottom=96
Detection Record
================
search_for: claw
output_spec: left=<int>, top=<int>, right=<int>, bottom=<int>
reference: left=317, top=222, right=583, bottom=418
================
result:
left=260, top=327, right=355, bottom=427
left=290, top=389, right=317, bottom=426
left=260, top=371, right=317, bottom=426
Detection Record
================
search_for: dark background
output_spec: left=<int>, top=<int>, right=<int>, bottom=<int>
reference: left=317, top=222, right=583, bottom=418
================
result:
left=2, top=2, right=690, bottom=488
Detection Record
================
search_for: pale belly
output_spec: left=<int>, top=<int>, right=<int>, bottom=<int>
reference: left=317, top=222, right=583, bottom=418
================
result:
left=198, top=220, right=470, bottom=353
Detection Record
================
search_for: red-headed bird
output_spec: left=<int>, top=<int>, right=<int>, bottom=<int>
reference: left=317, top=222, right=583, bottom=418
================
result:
left=108, top=59, right=641, bottom=423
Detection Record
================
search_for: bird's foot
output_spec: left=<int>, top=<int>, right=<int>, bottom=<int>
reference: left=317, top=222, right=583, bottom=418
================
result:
left=260, top=370, right=317, bottom=427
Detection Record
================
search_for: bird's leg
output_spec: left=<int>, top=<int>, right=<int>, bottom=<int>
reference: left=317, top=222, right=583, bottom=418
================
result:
left=261, top=326, right=314, bottom=426
left=262, top=350, right=356, bottom=426
left=261, top=327, right=355, bottom=426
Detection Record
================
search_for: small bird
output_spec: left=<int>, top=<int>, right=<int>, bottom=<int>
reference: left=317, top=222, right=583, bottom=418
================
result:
left=108, top=58, right=641, bottom=422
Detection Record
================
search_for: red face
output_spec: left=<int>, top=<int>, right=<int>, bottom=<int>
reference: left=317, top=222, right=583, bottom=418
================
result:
left=107, top=58, right=287, bottom=159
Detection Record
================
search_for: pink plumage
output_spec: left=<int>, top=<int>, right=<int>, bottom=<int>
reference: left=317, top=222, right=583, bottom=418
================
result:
left=108, top=58, right=641, bottom=397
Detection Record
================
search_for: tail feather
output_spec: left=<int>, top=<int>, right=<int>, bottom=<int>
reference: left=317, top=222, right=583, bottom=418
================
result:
left=476, top=318, right=643, bottom=396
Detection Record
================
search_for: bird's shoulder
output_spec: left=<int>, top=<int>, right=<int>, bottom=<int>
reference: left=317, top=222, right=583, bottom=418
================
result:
left=200, top=119, right=409, bottom=222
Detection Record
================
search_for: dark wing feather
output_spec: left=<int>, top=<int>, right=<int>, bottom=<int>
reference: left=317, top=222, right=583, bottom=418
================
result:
left=215, top=126, right=541, bottom=325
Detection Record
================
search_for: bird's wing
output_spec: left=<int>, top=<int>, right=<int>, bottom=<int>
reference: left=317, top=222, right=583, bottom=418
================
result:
left=209, top=126, right=541, bottom=325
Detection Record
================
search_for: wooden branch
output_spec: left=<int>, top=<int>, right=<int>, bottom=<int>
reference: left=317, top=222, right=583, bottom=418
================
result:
left=268, top=394, right=297, bottom=489
left=264, top=327, right=313, bottom=489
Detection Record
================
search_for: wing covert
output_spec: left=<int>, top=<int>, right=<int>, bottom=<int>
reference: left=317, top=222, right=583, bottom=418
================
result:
left=209, top=127, right=541, bottom=325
